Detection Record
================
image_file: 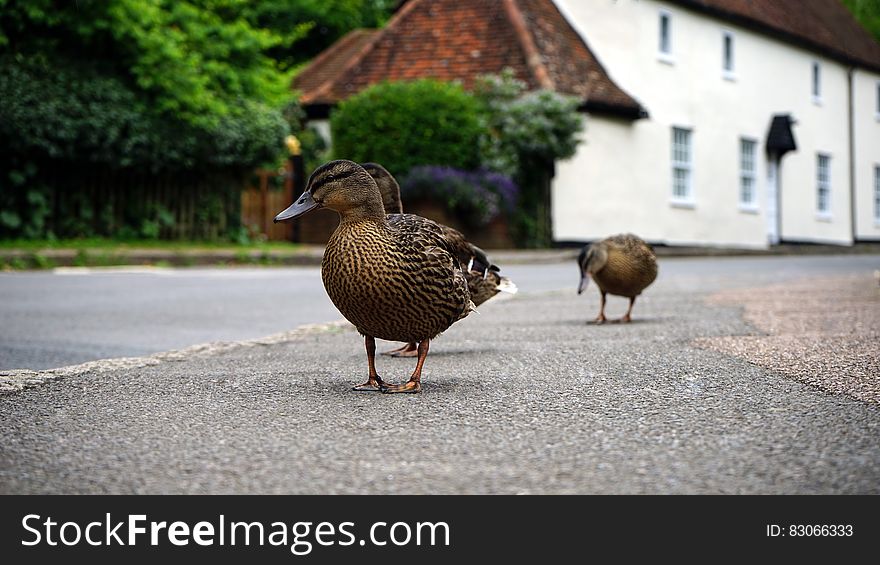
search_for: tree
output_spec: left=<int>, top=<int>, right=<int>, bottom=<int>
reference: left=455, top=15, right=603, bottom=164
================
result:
left=245, top=0, right=396, bottom=70
left=0, top=0, right=327, bottom=239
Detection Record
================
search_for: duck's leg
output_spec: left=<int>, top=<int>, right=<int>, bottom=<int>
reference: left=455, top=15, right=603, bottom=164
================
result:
left=619, top=296, right=636, bottom=323
left=593, top=291, right=608, bottom=324
left=381, top=342, right=419, bottom=358
left=380, top=339, right=428, bottom=394
left=353, top=336, right=386, bottom=391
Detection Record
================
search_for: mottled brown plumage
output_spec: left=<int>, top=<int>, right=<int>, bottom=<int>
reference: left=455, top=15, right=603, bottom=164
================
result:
left=274, top=160, right=473, bottom=393
left=577, top=233, right=657, bottom=323
left=361, top=162, right=517, bottom=357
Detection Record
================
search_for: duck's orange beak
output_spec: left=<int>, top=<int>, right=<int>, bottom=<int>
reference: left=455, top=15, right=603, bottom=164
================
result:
left=274, top=191, right=319, bottom=223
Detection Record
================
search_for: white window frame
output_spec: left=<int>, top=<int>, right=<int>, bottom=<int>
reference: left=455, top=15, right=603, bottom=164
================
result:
left=671, top=126, right=694, bottom=207
left=811, top=61, right=822, bottom=105
left=722, top=30, right=736, bottom=80
left=738, top=137, right=758, bottom=212
left=658, top=10, right=674, bottom=64
left=816, top=153, right=832, bottom=219
left=874, top=165, right=880, bottom=224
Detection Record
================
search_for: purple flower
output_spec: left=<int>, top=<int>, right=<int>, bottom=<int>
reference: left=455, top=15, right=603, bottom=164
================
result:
left=400, top=166, right=519, bottom=227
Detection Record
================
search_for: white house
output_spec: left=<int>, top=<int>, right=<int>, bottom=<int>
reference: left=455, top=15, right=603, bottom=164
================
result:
left=552, top=0, right=880, bottom=247
left=295, top=0, right=880, bottom=248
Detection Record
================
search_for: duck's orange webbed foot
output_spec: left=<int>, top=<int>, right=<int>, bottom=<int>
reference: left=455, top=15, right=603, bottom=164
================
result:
left=390, top=343, right=418, bottom=358
left=381, top=343, right=418, bottom=357
left=379, top=339, right=428, bottom=394
left=592, top=313, right=607, bottom=325
left=352, top=375, right=385, bottom=392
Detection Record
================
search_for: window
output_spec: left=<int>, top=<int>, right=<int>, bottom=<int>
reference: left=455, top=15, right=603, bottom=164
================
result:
left=874, top=165, right=880, bottom=222
left=739, top=138, right=757, bottom=208
left=659, top=11, right=672, bottom=60
left=812, top=62, right=822, bottom=103
left=722, top=31, right=735, bottom=78
left=816, top=154, right=831, bottom=216
left=671, top=127, right=692, bottom=203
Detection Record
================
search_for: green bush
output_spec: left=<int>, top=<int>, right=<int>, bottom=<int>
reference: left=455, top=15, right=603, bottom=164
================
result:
left=473, top=70, right=584, bottom=247
left=330, top=79, right=484, bottom=175
left=474, top=69, right=583, bottom=178
left=0, top=55, right=289, bottom=173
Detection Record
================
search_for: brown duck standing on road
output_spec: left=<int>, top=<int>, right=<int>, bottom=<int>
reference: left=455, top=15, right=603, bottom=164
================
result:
left=360, top=162, right=517, bottom=357
left=274, top=160, right=474, bottom=393
left=577, top=234, right=657, bottom=323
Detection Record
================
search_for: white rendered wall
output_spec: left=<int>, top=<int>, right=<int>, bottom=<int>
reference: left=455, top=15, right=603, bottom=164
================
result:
left=853, top=70, right=880, bottom=241
left=552, top=0, right=862, bottom=246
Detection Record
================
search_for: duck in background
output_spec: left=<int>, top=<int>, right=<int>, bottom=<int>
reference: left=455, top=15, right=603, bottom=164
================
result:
left=361, top=162, right=517, bottom=357
left=274, top=160, right=474, bottom=394
left=577, top=234, right=657, bottom=324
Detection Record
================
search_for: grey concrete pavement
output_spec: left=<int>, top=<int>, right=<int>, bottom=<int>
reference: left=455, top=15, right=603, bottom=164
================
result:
left=0, top=267, right=338, bottom=370
left=0, top=255, right=878, bottom=494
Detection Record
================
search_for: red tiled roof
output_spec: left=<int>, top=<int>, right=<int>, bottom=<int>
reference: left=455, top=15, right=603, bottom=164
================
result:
left=294, top=29, right=379, bottom=100
left=668, top=0, right=880, bottom=72
left=294, top=0, right=644, bottom=117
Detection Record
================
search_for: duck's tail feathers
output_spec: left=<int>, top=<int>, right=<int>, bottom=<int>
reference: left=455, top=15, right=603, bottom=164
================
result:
left=469, top=244, right=500, bottom=275
left=496, top=277, right=518, bottom=295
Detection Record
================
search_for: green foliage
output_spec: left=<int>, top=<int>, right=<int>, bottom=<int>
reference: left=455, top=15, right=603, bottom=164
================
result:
left=327, top=71, right=583, bottom=247
left=329, top=79, right=484, bottom=175
left=842, top=0, right=880, bottom=41
left=0, top=55, right=290, bottom=172
left=244, top=0, right=396, bottom=69
left=473, top=70, right=584, bottom=247
left=474, top=69, right=583, bottom=178
left=0, top=0, right=299, bottom=128
left=0, top=0, right=360, bottom=240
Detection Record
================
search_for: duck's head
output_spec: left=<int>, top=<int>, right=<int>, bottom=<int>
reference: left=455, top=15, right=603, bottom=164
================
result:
left=274, top=159, right=385, bottom=223
left=361, top=162, right=403, bottom=214
left=577, top=242, right=608, bottom=294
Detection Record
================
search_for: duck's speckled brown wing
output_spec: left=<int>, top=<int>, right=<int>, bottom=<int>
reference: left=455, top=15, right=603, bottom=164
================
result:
left=322, top=215, right=472, bottom=343
left=436, top=224, right=495, bottom=273
left=596, top=234, right=658, bottom=297
left=467, top=270, right=502, bottom=306
left=391, top=215, right=503, bottom=307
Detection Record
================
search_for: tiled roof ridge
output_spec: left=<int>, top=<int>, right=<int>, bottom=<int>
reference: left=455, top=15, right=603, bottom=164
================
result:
left=503, top=0, right=555, bottom=90
left=297, top=29, right=375, bottom=103
left=302, top=0, right=423, bottom=105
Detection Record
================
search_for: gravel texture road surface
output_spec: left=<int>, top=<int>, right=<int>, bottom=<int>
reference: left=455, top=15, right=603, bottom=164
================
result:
left=1, top=255, right=878, bottom=494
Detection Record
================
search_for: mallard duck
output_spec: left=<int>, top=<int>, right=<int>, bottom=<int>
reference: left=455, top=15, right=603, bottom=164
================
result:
left=577, top=234, right=657, bottom=323
left=361, top=162, right=517, bottom=357
left=274, top=159, right=474, bottom=393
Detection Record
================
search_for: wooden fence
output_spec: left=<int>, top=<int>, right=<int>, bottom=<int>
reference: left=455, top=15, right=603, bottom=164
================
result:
left=240, top=162, right=295, bottom=242
left=38, top=165, right=243, bottom=240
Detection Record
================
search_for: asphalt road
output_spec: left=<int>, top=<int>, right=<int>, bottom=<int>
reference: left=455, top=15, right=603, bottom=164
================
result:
left=1, top=254, right=878, bottom=494
left=1, top=255, right=875, bottom=370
